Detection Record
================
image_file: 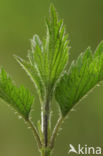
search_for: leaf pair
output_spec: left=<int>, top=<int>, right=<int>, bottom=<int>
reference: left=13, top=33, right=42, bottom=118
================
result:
left=15, top=5, right=69, bottom=103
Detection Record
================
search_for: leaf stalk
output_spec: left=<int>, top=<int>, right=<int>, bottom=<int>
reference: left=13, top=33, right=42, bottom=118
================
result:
left=49, top=116, right=63, bottom=149
left=27, top=119, right=42, bottom=149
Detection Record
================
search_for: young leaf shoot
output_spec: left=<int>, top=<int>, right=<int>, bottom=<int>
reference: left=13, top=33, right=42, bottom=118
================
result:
left=0, top=4, right=103, bottom=156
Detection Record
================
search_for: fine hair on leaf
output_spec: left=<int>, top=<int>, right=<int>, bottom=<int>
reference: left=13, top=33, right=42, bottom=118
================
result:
left=0, top=4, right=103, bottom=156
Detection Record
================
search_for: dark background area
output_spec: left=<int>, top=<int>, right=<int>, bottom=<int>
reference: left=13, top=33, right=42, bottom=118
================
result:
left=0, top=0, right=103, bottom=155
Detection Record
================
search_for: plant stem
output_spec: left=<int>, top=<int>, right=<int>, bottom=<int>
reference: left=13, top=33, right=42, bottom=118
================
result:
left=43, top=95, right=50, bottom=147
left=40, top=148, right=51, bottom=156
left=27, top=119, right=42, bottom=149
left=49, top=116, right=63, bottom=149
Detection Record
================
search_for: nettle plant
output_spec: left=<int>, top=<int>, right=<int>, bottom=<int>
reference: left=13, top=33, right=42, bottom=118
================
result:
left=0, top=5, right=103, bottom=156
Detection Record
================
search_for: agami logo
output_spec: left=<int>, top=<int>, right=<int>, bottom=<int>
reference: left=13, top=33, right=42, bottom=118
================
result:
left=68, top=144, right=102, bottom=155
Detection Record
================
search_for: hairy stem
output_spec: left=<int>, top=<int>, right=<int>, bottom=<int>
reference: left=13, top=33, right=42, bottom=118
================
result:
left=27, top=119, right=42, bottom=149
left=40, top=148, right=51, bottom=156
left=43, top=96, right=50, bottom=147
left=49, top=116, right=63, bottom=149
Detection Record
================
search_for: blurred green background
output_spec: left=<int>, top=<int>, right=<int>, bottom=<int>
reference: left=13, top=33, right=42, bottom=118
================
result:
left=0, top=0, right=103, bottom=156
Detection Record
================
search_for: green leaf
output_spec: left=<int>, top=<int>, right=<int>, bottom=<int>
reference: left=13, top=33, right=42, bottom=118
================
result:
left=0, top=68, right=34, bottom=120
left=14, top=55, right=45, bottom=102
left=55, top=41, right=103, bottom=116
left=42, top=5, right=69, bottom=91
left=15, top=5, right=69, bottom=101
